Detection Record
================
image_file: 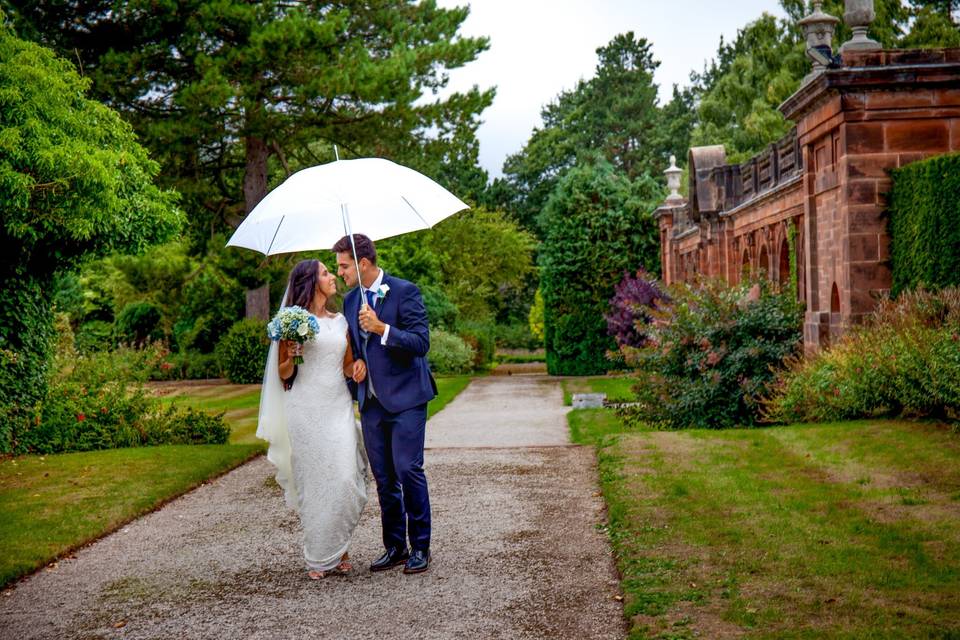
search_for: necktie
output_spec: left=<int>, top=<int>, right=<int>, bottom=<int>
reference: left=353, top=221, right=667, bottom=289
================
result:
left=360, top=288, right=377, bottom=397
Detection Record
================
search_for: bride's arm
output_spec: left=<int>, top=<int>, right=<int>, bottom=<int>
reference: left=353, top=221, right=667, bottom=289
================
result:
left=343, top=332, right=367, bottom=381
left=278, top=340, right=295, bottom=381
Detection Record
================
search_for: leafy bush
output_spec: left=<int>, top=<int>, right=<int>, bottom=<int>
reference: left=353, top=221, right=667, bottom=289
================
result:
left=539, top=160, right=662, bottom=375
left=145, top=405, right=230, bottom=445
left=528, top=288, right=545, bottom=344
left=606, top=270, right=669, bottom=348
left=114, top=301, right=163, bottom=347
left=75, top=320, right=115, bottom=353
left=428, top=329, right=476, bottom=374
left=149, top=350, right=222, bottom=381
left=619, top=279, right=802, bottom=430
left=176, top=270, right=245, bottom=353
left=459, top=320, right=496, bottom=369
left=12, top=337, right=229, bottom=454
left=215, top=319, right=269, bottom=384
left=494, top=321, right=542, bottom=350
left=763, top=288, right=960, bottom=423
left=889, top=152, right=960, bottom=295
left=421, top=284, right=460, bottom=331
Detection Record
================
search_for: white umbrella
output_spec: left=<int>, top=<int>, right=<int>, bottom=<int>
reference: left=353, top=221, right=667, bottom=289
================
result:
left=226, top=156, right=469, bottom=295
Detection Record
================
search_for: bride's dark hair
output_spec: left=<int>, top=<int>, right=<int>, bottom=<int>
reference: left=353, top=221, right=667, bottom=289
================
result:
left=281, top=259, right=333, bottom=390
left=285, top=259, right=320, bottom=309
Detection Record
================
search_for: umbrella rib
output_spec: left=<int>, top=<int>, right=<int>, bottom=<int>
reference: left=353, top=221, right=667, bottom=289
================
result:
left=266, top=216, right=285, bottom=255
left=401, top=196, right=431, bottom=227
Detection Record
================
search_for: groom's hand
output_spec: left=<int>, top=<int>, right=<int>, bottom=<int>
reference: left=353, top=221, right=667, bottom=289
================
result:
left=359, top=305, right=386, bottom=336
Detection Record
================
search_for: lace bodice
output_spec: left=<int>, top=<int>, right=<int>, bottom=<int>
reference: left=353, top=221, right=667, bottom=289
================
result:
left=283, top=313, right=350, bottom=406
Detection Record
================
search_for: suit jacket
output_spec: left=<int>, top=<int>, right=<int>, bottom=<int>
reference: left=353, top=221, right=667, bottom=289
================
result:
left=344, top=272, right=437, bottom=413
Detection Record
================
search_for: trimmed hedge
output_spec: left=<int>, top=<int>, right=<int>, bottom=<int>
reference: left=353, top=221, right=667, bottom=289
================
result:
left=889, top=152, right=960, bottom=295
left=539, top=160, right=662, bottom=375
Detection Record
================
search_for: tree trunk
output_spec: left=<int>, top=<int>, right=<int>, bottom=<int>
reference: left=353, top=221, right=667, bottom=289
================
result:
left=243, top=135, right=271, bottom=319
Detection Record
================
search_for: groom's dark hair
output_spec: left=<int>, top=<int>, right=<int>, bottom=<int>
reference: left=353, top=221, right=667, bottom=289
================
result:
left=333, top=234, right=377, bottom=265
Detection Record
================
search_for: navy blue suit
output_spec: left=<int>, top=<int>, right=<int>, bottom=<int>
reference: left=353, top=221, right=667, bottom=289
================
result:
left=344, top=273, right=436, bottom=553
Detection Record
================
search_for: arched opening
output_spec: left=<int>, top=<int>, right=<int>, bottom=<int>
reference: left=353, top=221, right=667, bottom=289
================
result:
left=830, top=282, right=841, bottom=313
left=758, top=245, right=770, bottom=280
left=778, top=238, right=790, bottom=287
left=742, top=248, right=751, bottom=278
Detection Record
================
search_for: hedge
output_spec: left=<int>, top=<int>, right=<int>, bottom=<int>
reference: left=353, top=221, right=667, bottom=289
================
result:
left=889, top=152, right=960, bottom=295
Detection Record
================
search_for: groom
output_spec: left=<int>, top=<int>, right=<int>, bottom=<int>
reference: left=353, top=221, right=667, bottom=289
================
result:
left=334, top=233, right=437, bottom=575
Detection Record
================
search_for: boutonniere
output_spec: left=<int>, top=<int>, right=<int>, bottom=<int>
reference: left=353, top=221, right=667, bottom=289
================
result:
left=376, top=283, right=390, bottom=301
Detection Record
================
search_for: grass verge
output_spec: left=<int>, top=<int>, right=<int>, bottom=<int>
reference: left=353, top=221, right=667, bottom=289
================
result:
left=0, top=444, right=261, bottom=588
left=570, top=410, right=960, bottom=639
left=562, top=375, right=636, bottom=406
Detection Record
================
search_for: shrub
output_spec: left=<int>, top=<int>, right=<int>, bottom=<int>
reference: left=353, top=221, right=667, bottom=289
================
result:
left=75, top=320, right=115, bottom=353
left=528, top=288, right=545, bottom=344
left=421, top=284, right=460, bottom=331
left=889, top=152, right=960, bottom=295
left=459, top=320, right=496, bottom=369
left=606, top=270, right=668, bottom=349
left=144, top=405, right=230, bottom=445
left=176, top=271, right=245, bottom=353
left=12, top=336, right=229, bottom=454
left=539, top=160, right=662, bottom=375
left=215, top=319, right=269, bottom=384
left=763, top=288, right=960, bottom=423
left=494, top=322, right=541, bottom=350
left=114, top=301, right=163, bottom=347
left=619, top=279, right=802, bottom=430
left=149, top=350, right=222, bottom=381
left=428, top=329, right=476, bottom=374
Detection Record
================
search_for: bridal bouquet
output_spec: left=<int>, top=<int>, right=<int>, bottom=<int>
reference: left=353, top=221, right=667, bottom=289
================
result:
left=266, top=306, right=320, bottom=365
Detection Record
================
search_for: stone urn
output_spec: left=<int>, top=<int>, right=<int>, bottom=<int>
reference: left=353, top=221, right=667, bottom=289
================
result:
left=841, top=0, right=881, bottom=52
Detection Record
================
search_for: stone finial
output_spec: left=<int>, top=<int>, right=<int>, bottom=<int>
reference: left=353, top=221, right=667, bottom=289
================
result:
left=799, top=1, right=841, bottom=83
left=841, top=0, right=881, bottom=52
left=665, top=154, right=683, bottom=203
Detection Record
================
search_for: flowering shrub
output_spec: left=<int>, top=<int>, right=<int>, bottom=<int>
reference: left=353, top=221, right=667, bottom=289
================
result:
left=606, top=270, right=668, bottom=349
left=10, top=323, right=229, bottom=454
left=618, top=278, right=802, bottom=430
left=763, top=288, right=960, bottom=423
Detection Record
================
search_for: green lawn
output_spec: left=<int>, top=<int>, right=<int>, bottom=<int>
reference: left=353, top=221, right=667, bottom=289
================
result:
left=0, top=444, right=261, bottom=588
left=561, top=375, right=636, bottom=405
left=570, top=410, right=960, bottom=639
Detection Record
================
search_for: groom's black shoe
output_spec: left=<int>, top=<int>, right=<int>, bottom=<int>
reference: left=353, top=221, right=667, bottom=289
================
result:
left=403, top=549, right=431, bottom=574
left=370, top=547, right=409, bottom=572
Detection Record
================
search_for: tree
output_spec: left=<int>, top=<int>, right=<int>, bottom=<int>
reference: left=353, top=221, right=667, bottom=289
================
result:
left=0, top=23, right=181, bottom=451
left=498, top=32, right=675, bottom=235
left=539, top=160, right=662, bottom=375
left=10, top=0, right=494, bottom=310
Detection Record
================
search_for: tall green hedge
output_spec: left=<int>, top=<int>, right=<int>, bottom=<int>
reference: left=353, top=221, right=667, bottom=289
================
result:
left=539, top=160, right=662, bottom=375
left=889, top=152, right=960, bottom=295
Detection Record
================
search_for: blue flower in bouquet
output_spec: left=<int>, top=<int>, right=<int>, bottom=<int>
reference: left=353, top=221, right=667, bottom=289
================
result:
left=265, top=305, right=318, bottom=365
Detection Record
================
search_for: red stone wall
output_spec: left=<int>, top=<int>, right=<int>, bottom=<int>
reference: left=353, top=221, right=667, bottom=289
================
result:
left=656, top=48, right=960, bottom=352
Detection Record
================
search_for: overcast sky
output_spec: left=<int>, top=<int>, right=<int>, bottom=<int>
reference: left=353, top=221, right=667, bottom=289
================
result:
left=433, top=0, right=788, bottom=178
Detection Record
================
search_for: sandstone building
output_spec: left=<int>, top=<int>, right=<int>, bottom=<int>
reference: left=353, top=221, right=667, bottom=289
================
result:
left=655, top=45, right=960, bottom=351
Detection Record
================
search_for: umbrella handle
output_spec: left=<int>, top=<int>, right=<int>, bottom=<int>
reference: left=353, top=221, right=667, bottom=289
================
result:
left=341, top=204, right=368, bottom=307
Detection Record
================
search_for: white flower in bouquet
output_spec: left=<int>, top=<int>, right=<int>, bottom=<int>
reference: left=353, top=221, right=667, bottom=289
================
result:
left=266, top=306, right=321, bottom=365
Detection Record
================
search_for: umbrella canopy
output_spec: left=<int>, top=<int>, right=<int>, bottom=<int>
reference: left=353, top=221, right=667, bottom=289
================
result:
left=226, top=158, right=469, bottom=256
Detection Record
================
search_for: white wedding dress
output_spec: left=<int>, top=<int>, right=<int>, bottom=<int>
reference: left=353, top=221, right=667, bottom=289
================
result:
left=257, top=313, right=367, bottom=572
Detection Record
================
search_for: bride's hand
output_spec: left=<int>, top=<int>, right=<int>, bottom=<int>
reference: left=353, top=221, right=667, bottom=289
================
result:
left=352, top=359, right=367, bottom=383
left=288, top=341, right=304, bottom=358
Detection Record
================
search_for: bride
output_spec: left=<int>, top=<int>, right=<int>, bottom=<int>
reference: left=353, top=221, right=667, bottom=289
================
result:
left=256, top=259, right=368, bottom=579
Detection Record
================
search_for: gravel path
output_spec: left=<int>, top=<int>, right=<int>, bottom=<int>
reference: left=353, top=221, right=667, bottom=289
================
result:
left=0, top=376, right=625, bottom=639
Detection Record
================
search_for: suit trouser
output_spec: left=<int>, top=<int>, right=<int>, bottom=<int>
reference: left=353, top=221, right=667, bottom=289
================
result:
left=360, top=395, right=431, bottom=552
